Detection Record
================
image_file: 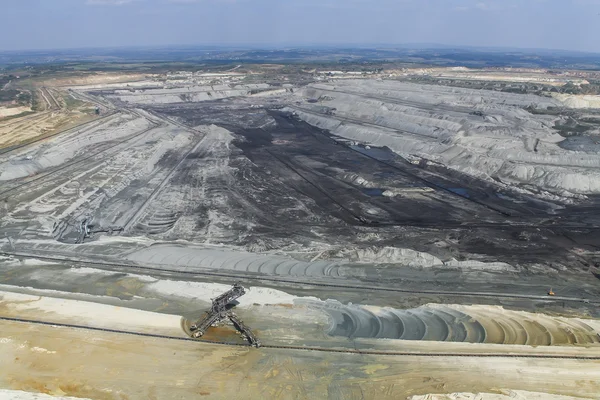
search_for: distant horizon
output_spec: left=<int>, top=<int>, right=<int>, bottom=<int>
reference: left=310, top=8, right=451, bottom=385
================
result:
left=2, top=42, right=600, bottom=57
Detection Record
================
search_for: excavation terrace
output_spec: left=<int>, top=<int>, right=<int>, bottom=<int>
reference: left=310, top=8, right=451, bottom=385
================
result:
left=1, top=67, right=600, bottom=399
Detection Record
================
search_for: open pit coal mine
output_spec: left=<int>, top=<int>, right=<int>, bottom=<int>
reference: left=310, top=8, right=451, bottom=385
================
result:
left=1, top=75, right=600, bottom=362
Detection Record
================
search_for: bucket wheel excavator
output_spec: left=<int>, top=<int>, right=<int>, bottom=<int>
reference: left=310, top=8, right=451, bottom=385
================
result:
left=189, top=283, right=261, bottom=348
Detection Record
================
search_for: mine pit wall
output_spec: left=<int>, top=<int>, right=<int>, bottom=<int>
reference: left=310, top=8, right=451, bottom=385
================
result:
left=288, top=80, right=600, bottom=197
left=312, top=301, right=600, bottom=345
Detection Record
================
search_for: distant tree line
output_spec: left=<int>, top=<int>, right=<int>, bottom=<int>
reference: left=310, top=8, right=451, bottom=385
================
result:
left=0, top=74, right=32, bottom=106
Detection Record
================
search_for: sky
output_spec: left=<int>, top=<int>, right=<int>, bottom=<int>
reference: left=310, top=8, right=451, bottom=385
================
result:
left=1, top=0, right=600, bottom=52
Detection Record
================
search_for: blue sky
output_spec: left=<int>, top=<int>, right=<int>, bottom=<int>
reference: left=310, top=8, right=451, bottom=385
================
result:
left=1, top=0, right=599, bottom=52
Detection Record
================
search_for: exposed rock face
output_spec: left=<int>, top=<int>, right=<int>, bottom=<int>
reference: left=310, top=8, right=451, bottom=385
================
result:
left=288, top=80, right=600, bottom=196
left=315, top=301, right=600, bottom=345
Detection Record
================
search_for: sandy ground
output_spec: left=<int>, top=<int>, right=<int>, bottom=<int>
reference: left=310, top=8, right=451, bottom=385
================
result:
left=48, top=73, right=150, bottom=88
left=146, top=279, right=320, bottom=307
left=0, top=88, right=97, bottom=150
left=409, top=391, right=595, bottom=400
left=0, top=291, right=183, bottom=336
left=3, top=262, right=600, bottom=351
left=2, top=318, right=600, bottom=400
left=0, top=390, right=91, bottom=400
left=0, top=106, right=31, bottom=118
left=1, top=270, right=600, bottom=399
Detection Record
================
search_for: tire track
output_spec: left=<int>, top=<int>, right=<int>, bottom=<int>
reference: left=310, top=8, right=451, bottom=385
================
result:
left=42, top=87, right=61, bottom=110
left=39, top=87, right=54, bottom=110
left=290, top=105, right=439, bottom=142
left=0, top=110, right=52, bottom=129
left=2, top=251, right=598, bottom=305
left=70, top=89, right=116, bottom=111
left=347, top=144, right=514, bottom=217
left=308, top=86, right=474, bottom=115
left=265, top=144, right=534, bottom=228
left=2, top=316, right=599, bottom=359
left=0, top=115, right=159, bottom=199
left=121, top=118, right=207, bottom=232
left=265, top=147, right=370, bottom=226
left=0, top=111, right=118, bottom=157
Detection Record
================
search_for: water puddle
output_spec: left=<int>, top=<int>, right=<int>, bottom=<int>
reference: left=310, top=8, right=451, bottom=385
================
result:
left=362, top=188, right=385, bottom=197
left=447, top=188, right=470, bottom=198
left=350, top=145, right=397, bottom=161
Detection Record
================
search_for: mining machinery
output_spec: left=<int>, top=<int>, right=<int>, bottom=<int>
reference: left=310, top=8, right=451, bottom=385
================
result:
left=75, top=217, right=124, bottom=244
left=228, top=312, right=261, bottom=348
left=210, top=283, right=246, bottom=313
left=189, top=283, right=261, bottom=348
left=190, top=311, right=226, bottom=338
left=76, top=218, right=93, bottom=244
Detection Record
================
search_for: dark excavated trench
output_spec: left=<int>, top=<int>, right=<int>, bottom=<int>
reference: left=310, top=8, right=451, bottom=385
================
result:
left=141, top=103, right=600, bottom=268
